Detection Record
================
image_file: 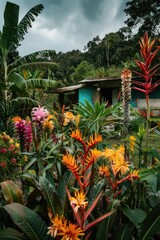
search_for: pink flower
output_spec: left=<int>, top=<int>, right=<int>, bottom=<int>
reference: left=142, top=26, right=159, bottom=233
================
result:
left=11, top=158, right=17, bottom=164
left=31, top=106, right=48, bottom=123
left=13, top=118, right=32, bottom=151
left=24, top=121, right=32, bottom=151
left=0, top=162, right=7, bottom=168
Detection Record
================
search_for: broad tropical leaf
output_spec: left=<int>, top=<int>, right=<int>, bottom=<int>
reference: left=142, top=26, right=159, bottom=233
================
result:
left=38, top=176, right=62, bottom=215
left=0, top=228, right=24, bottom=240
left=57, top=170, right=74, bottom=211
left=139, top=203, right=160, bottom=240
left=122, top=207, right=147, bottom=228
left=1, top=2, right=19, bottom=50
left=11, top=97, right=39, bottom=106
left=95, top=199, right=120, bottom=240
left=8, top=72, right=26, bottom=90
left=18, top=4, right=44, bottom=42
left=26, top=78, right=57, bottom=89
left=112, top=223, right=133, bottom=240
left=0, top=180, right=23, bottom=204
left=3, top=203, right=50, bottom=240
left=17, top=62, right=57, bottom=72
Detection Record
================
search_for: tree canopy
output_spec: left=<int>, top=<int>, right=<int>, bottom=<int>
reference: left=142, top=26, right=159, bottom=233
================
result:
left=124, top=0, right=160, bottom=36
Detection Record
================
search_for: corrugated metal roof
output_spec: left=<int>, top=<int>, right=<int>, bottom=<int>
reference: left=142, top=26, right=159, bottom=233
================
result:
left=79, top=77, right=120, bottom=83
left=50, top=83, right=86, bottom=93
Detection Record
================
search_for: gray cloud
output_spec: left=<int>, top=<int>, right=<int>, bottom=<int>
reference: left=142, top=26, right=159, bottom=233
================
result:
left=0, top=0, right=128, bottom=56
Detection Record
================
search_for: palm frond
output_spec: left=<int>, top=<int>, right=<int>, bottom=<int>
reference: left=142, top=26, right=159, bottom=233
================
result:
left=17, top=4, right=44, bottom=42
left=8, top=72, right=26, bottom=90
left=11, top=97, right=39, bottom=106
left=17, top=62, right=57, bottom=73
left=26, top=79, right=57, bottom=89
left=1, top=2, right=19, bottom=50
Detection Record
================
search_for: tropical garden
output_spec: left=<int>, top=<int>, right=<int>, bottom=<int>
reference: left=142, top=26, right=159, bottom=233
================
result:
left=1, top=1, right=160, bottom=239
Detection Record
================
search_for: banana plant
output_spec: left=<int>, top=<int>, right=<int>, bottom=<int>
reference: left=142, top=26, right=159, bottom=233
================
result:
left=0, top=2, right=57, bottom=132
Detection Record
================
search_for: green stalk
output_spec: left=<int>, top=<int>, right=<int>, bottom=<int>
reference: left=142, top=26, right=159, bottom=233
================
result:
left=144, top=94, right=150, bottom=166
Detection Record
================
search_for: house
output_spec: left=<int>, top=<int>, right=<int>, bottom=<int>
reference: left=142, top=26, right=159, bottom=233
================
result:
left=51, top=74, right=160, bottom=116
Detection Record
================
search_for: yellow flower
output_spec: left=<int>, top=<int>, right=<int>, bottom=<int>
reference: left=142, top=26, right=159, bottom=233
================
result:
left=103, top=145, right=125, bottom=164
left=15, top=142, right=20, bottom=148
left=113, top=158, right=130, bottom=175
left=63, top=154, right=80, bottom=174
left=87, top=133, right=102, bottom=148
left=130, top=136, right=136, bottom=153
left=63, top=111, right=75, bottom=126
left=9, top=139, right=14, bottom=144
left=23, top=155, right=28, bottom=162
left=98, top=165, right=110, bottom=177
left=71, top=129, right=84, bottom=143
left=70, top=191, right=88, bottom=213
left=75, top=114, right=81, bottom=126
left=43, top=114, right=54, bottom=131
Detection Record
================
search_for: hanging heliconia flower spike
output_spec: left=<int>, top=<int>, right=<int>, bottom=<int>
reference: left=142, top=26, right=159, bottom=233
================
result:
left=121, top=68, right=132, bottom=136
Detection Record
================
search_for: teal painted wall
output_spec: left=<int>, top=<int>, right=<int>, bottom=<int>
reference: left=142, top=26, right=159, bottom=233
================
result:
left=78, top=87, right=94, bottom=104
left=131, top=86, right=160, bottom=107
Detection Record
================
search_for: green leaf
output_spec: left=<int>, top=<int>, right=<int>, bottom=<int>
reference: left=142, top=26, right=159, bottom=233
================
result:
left=23, top=157, right=37, bottom=172
left=3, top=203, right=49, bottom=240
left=18, top=4, right=44, bottom=42
left=39, top=176, right=62, bottom=215
left=122, top=207, right=147, bottom=228
left=11, top=97, right=39, bottom=106
left=0, top=228, right=24, bottom=240
left=112, top=224, right=133, bottom=240
left=8, top=72, right=26, bottom=90
left=57, top=170, right=74, bottom=211
left=0, top=180, right=23, bottom=204
left=26, top=78, right=57, bottom=89
left=95, top=199, right=120, bottom=240
left=2, top=2, right=19, bottom=50
left=139, top=168, right=158, bottom=193
left=139, top=203, right=160, bottom=240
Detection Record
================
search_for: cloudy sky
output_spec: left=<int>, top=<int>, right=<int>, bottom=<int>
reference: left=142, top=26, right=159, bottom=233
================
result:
left=0, top=0, right=128, bottom=56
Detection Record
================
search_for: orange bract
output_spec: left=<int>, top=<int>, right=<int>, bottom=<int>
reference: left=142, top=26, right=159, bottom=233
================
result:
left=87, top=133, right=102, bottom=148
left=85, top=148, right=102, bottom=165
left=71, top=129, right=84, bottom=143
left=48, top=215, right=84, bottom=240
left=98, top=165, right=110, bottom=177
left=12, top=116, right=22, bottom=123
left=63, top=153, right=80, bottom=174
left=61, top=222, right=84, bottom=240
left=47, top=215, right=66, bottom=238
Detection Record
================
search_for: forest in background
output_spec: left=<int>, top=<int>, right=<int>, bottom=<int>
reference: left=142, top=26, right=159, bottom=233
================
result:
left=5, top=0, right=160, bottom=89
